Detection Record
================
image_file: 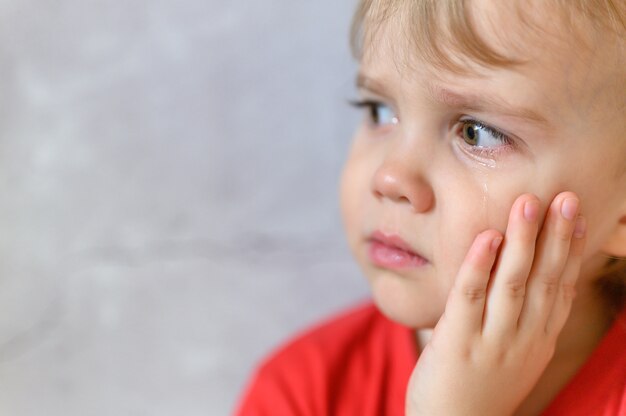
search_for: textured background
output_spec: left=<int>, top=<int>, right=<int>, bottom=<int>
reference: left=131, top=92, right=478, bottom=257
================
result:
left=0, top=1, right=370, bottom=415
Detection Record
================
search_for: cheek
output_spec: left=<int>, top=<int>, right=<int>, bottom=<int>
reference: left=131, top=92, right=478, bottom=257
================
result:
left=339, top=146, right=372, bottom=247
left=520, top=152, right=626, bottom=258
left=339, top=164, right=356, bottom=243
left=566, top=169, right=626, bottom=259
left=431, top=165, right=532, bottom=282
left=433, top=182, right=490, bottom=284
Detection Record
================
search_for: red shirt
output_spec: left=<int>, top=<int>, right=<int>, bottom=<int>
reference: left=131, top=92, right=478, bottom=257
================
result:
left=235, top=301, right=626, bottom=415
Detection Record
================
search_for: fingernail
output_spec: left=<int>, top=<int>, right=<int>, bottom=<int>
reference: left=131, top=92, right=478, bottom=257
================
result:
left=490, top=237, right=503, bottom=253
left=574, top=216, right=586, bottom=238
left=524, top=200, right=539, bottom=222
left=561, top=198, right=579, bottom=221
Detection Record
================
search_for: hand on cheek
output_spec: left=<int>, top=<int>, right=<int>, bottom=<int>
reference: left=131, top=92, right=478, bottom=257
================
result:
left=406, top=192, right=587, bottom=416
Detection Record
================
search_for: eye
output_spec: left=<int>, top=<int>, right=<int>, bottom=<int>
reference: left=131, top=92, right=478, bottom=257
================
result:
left=459, top=119, right=512, bottom=149
left=350, top=100, right=399, bottom=128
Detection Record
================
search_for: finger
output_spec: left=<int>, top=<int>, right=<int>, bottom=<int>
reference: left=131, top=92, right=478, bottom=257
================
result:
left=545, top=216, right=586, bottom=336
left=483, top=194, right=541, bottom=338
left=445, top=230, right=503, bottom=341
left=518, top=192, right=580, bottom=333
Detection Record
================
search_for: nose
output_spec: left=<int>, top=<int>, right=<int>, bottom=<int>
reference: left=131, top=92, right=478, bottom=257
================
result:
left=371, top=154, right=434, bottom=213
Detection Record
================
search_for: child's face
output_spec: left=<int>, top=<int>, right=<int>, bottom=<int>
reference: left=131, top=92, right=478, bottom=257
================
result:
left=340, top=2, right=626, bottom=327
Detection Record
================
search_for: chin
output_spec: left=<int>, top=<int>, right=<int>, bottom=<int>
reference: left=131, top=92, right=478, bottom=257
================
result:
left=368, top=269, right=447, bottom=329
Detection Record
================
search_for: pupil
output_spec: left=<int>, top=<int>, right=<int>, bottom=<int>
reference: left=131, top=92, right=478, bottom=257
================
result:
left=465, top=123, right=477, bottom=143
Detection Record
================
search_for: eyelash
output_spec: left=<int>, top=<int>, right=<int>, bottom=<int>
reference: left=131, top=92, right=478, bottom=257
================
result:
left=349, top=99, right=397, bottom=127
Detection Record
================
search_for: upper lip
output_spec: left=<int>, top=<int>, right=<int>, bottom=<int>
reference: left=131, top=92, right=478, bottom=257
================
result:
left=369, top=230, right=425, bottom=258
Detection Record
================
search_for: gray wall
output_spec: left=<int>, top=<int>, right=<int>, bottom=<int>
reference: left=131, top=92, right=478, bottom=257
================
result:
left=0, top=1, right=369, bottom=415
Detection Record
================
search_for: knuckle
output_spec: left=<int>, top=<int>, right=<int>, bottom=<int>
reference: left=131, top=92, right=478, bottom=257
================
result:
left=491, top=348, right=508, bottom=366
left=459, top=344, right=472, bottom=361
left=542, top=280, right=559, bottom=296
left=504, top=279, right=527, bottom=298
left=559, top=282, right=577, bottom=301
left=537, top=274, right=559, bottom=296
left=556, top=231, right=572, bottom=243
left=554, top=222, right=574, bottom=242
left=458, top=285, right=487, bottom=302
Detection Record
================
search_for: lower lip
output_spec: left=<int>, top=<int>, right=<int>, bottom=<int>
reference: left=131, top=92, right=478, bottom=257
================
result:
left=368, top=240, right=429, bottom=269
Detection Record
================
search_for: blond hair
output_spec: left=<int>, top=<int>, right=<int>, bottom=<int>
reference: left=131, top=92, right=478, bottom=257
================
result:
left=350, top=0, right=626, bottom=72
left=349, top=0, right=626, bottom=312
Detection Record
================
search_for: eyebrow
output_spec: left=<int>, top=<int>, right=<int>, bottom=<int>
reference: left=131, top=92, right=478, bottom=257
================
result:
left=356, top=72, right=550, bottom=126
left=356, top=73, right=391, bottom=98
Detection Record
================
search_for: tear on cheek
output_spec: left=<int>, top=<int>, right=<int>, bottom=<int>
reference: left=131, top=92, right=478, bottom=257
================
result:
left=473, top=167, right=496, bottom=232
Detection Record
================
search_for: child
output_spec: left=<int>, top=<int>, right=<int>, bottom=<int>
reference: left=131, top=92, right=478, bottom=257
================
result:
left=236, top=0, right=626, bottom=414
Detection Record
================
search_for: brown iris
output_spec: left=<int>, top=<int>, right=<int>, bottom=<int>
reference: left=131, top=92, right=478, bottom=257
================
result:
left=462, top=121, right=479, bottom=146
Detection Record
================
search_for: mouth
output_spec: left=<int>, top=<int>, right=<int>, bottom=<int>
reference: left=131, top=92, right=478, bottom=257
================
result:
left=367, top=230, right=429, bottom=270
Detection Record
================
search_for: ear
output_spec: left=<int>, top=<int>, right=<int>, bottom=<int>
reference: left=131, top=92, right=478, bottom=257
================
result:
left=601, top=210, right=626, bottom=258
